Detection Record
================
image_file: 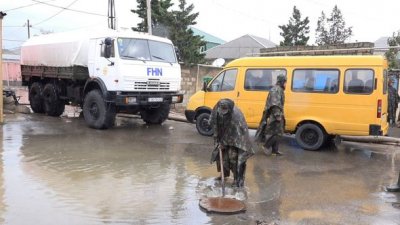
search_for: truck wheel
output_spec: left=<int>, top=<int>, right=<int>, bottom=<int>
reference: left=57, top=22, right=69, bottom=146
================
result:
left=295, top=123, right=327, bottom=151
left=29, top=82, right=44, bottom=113
left=42, top=83, right=65, bottom=117
left=196, top=113, right=213, bottom=136
left=141, top=103, right=170, bottom=124
left=83, top=90, right=116, bottom=129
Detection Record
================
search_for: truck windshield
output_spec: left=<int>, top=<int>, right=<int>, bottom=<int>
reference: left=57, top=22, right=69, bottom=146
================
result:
left=117, top=38, right=177, bottom=63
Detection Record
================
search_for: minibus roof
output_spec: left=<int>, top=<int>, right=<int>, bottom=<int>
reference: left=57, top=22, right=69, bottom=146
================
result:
left=225, top=55, right=387, bottom=68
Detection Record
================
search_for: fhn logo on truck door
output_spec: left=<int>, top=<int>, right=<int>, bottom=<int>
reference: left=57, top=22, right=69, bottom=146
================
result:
left=20, top=29, right=183, bottom=129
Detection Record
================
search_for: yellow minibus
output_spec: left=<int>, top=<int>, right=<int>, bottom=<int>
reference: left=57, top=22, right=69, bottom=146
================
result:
left=185, top=55, right=389, bottom=150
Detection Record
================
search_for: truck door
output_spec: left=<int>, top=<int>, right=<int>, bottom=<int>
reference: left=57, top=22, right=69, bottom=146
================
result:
left=204, top=69, right=238, bottom=109
left=92, top=39, right=118, bottom=90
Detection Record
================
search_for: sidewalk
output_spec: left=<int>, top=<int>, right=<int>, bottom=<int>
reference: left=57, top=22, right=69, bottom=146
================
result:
left=168, top=111, right=188, bottom=123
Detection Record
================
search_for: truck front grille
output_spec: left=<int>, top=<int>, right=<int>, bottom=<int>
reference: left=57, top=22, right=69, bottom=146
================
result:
left=133, top=79, right=170, bottom=91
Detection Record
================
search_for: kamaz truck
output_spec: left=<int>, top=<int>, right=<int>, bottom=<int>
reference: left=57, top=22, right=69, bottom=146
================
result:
left=21, top=29, right=183, bottom=129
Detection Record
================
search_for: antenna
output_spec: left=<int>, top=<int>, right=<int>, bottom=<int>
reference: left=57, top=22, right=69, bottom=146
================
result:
left=108, top=0, right=116, bottom=30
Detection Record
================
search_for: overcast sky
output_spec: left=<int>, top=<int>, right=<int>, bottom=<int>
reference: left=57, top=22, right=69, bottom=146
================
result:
left=2, top=0, right=400, bottom=50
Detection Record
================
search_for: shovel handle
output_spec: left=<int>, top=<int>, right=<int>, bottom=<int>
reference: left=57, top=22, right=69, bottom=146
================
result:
left=219, top=145, right=225, bottom=197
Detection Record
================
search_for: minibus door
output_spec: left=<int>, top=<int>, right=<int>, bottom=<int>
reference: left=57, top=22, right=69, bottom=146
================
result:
left=204, top=69, right=238, bottom=109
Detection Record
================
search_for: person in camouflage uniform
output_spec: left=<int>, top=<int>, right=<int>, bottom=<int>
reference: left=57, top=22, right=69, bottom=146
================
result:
left=255, top=74, right=287, bottom=155
left=388, top=78, right=399, bottom=126
left=209, top=98, right=254, bottom=188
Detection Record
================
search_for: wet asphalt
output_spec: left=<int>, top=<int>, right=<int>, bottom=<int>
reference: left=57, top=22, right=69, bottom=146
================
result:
left=0, top=113, right=399, bottom=225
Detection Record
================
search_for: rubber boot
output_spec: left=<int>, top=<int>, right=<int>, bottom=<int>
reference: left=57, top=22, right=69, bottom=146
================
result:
left=236, top=163, right=247, bottom=188
left=271, top=142, right=282, bottom=156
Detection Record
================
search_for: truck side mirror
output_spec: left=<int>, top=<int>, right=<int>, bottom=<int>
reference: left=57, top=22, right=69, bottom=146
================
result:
left=104, top=37, right=113, bottom=59
left=202, top=81, right=208, bottom=92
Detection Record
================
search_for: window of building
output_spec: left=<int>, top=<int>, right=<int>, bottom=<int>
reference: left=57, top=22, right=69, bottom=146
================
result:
left=244, top=69, right=286, bottom=91
left=292, top=69, right=339, bottom=93
left=208, top=69, right=237, bottom=92
left=344, top=69, right=374, bottom=94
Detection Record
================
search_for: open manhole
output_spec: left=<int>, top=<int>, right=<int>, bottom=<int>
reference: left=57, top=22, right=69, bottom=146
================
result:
left=199, top=197, right=246, bottom=214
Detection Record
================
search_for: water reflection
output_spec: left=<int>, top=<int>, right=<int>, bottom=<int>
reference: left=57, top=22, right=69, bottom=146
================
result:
left=3, top=117, right=208, bottom=224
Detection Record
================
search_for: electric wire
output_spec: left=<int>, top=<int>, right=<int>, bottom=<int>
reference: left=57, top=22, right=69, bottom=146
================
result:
left=4, top=0, right=55, bottom=12
left=33, top=0, right=80, bottom=26
left=32, top=0, right=107, bottom=17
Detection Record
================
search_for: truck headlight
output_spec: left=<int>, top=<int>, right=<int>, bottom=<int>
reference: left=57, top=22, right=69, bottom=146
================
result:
left=126, top=97, right=137, bottom=104
left=172, top=95, right=182, bottom=103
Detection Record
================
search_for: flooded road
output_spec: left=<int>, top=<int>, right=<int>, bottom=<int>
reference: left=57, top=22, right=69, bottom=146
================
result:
left=1, top=114, right=399, bottom=225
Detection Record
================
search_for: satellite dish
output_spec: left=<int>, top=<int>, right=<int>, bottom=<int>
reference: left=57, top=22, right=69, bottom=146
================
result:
left=212, top=58, right=225, bottom=67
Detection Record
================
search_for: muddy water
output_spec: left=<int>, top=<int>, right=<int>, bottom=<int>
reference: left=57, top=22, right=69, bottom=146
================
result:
left=1, top=114, right=400, bottom=225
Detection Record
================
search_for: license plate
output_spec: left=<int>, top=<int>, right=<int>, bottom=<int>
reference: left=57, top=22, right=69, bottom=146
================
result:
left=148, top=97, right=163, bottom=102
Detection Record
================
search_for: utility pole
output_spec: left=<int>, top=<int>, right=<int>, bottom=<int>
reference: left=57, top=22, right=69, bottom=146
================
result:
left=146, top=0, right=152, bottom=35
left=0, top=11, right=6, bottom=124
left=108, top=0, right=116, bottom=30
left=27, top=19, right=31, bottom=38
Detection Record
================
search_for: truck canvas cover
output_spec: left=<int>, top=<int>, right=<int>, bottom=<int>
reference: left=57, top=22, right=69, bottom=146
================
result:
left=20, top=29, right=92, bottom=67
left=20, top=28, right=174, bottom=67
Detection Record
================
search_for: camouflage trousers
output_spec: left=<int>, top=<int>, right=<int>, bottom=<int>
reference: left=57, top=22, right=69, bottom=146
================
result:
left=388, top=106, right=398, bottom=125
left=214, top=146, right=250, bottom=187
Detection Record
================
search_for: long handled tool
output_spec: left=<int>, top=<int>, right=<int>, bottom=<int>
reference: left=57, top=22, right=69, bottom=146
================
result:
left=219, top=145, right=225, bottom=197
left=199, top=146, right=246, bottom=214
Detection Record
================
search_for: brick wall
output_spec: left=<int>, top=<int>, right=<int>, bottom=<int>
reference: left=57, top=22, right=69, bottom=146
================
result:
left=173, top=64, right=221, bottom=113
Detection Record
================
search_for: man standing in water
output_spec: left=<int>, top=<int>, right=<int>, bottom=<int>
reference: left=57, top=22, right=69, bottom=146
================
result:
left=255, top=74, right=287, bottom=156
left=209, top=98, right=254, bottom=188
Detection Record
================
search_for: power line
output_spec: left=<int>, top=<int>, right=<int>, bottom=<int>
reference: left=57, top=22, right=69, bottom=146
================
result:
left=4, top=0, right=55, bottom=12
left=2, top=39, right=25, bottom=42
left=34, top=0, right=80, bottom=26
left=32, top=0, right=107, bottom=17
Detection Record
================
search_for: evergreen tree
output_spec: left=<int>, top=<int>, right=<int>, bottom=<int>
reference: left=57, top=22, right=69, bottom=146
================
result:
left=385, top=32, right=400, bottom=69
left=279, top=6, right=310, bottom=46
left=315, top=5, right=353, bottom=45
left=131, top=0, right=173, bottom=32
left=168, top=0, right=205, bottom=64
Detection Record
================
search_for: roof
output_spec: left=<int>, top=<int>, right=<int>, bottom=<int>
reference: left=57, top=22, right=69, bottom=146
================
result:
left=205, top=34, right=276, bottom=60
left=226, top=55, right=387, bottom=68
left=190, top=27, right=225, bottom=45
left=374, top=36, right=389, bottom=48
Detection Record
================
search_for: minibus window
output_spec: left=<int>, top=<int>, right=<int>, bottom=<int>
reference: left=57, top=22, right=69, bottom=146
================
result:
left=208, top=69, right=237, bottom=92
left=244, top=69, right=286, bottom=91
left=344, top=69, right=374, bottom=94
left=292, top=69, right=339, bottom=93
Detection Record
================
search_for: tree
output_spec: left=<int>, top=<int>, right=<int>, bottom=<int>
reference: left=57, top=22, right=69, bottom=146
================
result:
left=168, top=0, right=205, bottom=64
left=315, top=5, right=353, bottom=45
left=279, top=6, right=310, bottom=46
left=131, top=0, right=173, bottom=32
left=385, top=32, right=400, bottom=69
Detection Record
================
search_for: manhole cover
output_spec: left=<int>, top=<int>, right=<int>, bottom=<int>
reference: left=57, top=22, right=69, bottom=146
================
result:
left=199, top=197, right=246, bottom=214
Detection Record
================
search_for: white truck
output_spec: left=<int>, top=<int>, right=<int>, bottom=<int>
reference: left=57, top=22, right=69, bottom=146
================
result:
left=21, top=29, right=183, bottom=129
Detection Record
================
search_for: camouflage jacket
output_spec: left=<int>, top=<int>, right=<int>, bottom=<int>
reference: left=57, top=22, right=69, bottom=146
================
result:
left=209, top=100, right=254, bottom=154
left=388, top=85, right=399, bottom=110
left=255, top=85, right=285, bottom=142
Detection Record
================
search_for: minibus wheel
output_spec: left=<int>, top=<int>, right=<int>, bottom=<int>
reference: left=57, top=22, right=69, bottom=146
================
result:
left=196, top=113, right=213, bottom=136
left=295, top=123, right=326, bottom=151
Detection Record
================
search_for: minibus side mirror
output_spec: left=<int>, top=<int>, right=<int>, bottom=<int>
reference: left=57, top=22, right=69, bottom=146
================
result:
left=202, top=81, right=208, bottom=92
